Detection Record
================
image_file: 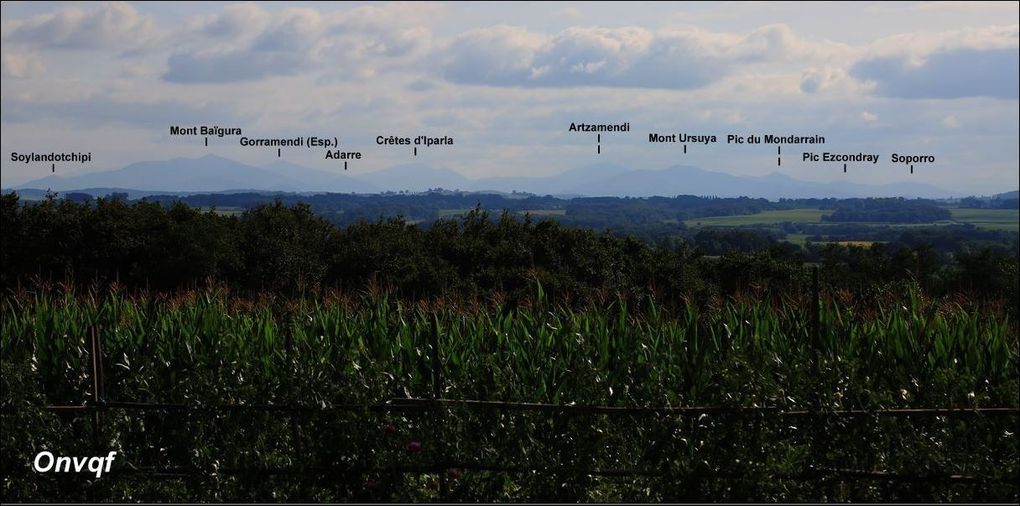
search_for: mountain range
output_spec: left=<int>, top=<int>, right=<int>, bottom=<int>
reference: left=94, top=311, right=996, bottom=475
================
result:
left=9, top=154, right=956, bottom=199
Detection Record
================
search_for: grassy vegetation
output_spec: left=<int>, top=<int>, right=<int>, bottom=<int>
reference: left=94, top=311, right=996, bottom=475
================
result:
left=785, top=233, right=809, bottom=246
left=437, top=208, right=475, bottom=217
left=517, top=209, right=567, bottom=217
left=2, top=196, right=1017, bottom=501
left=684, top=208, right=829, bottom=227
left=949, top=208, right=1020, bottom=231
left=2, top=286, right=1017, bottom=501
left=782, top=235, right=883, bottom=248
left=197, top=206, right=245, bottom=216
left=443, top=208, right=566, bottom=219
left=684, top=207, right=1018, bottom=232
left=830, top=240, right=880, bottom=247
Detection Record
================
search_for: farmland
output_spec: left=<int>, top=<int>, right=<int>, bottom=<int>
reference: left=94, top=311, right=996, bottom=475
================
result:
left=683, top=206, right=1018, bottom=231
left=684, top=208, right=829, bottom=227
left=2, top=286, right=1017, bottom=502
left=116, top=191, right=1019, bottom=254
left=949, top=208, right=1020, bottom=231
left=198, top=206, right=245, bottom=216
left=682, top=206, right=1018, bottom=247
left=446, top=208, right=567, bottom=218
left=437, top=208, right=474, bottom=217
left=1, top=194, right=1017, bottom=502
left=517, top=208, right=567, bottom=217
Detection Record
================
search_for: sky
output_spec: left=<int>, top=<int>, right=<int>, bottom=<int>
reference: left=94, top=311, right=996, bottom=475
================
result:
left=1, top=1, right=1018, bottom=194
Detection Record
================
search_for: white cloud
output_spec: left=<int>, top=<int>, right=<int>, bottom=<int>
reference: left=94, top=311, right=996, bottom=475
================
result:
left=851, top=47, right=1018, bottom=99
left=799, top=66, right=871, bottom=95
left=440, top=25, right=546, bottom=85
left=912, top=2, right=1020, bottom=13
left=1, top=2, right=157, bottom=50
left=163, top=3, right=439, bottom=84
left=1, top=52, right=44, bottom=78
left=441, top=24, right=841, bottom=89
left=188, top=3, right=272, bottom=41
left=0, top=2, right=1016, bottom=192
left=795, top=25, right=1020, bottom=99
left=864, top=24, right=1018, bottom=58
left=556, top=6, right=582, bottom=22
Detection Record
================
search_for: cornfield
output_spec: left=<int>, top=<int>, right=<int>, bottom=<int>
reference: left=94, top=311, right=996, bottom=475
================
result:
left=2, top=284, right=1017, bottom=501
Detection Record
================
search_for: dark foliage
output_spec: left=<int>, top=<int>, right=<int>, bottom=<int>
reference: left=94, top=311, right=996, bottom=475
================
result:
left=3, top=193, right=1016, bottom=310
left=822, top=198, right=952, bottom=223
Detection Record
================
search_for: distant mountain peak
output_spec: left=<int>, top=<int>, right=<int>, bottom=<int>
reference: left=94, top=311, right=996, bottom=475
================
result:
left=10, top=155, right=952, bottom=199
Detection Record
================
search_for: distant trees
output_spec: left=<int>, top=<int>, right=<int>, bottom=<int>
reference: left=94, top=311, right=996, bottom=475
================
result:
left=237, top=201, right=332, bottom=292
left=822, top=198, right=951, bottom=223
left=0, top=194, right=240, bottom=291
left=693, top=229, right=781, bottom=255
left=959, top=196, right=985, bottom=208
left=959, top=195, right=1020, bottom=209
left=2, top=193, right=1016, bottom=307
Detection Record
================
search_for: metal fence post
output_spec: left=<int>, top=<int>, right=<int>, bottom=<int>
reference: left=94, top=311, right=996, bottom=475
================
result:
left=89, top=325, right=105, bottom=453
left=811, top=266, right=820, bottom=353
left=810, top=266, right=832, bottom=498
left=430, top=316, right=448, bottom=499
left=87, top=324, right=106, bottom=503
left=284, top=319, right=307, bottom=499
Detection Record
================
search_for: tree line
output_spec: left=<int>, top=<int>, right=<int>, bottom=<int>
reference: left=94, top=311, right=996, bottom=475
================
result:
left=2, top=193, right=1016, bottom=311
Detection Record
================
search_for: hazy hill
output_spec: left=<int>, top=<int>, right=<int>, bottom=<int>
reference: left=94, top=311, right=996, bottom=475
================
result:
left=354, top=163, right=471, bottom=192
left=471, top=162, right=631, bottom=195
left=261, top=160, right=380, bottom=193
left=13, top=155, right=954, bottom=199
left=16, top=155, right=302, bottom=193
left=565, top=166, right=950, bottom=199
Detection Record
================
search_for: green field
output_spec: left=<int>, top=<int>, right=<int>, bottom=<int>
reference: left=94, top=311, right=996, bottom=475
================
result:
left=684, top=208, right=829, bottom=227
left=2, top=288, right=1016, bottom=501
left=785, top=233, right=809, bottom=246
left=437, top=208, right=474, bottom=217
left=685, top=207, right=1019, bottom=232
left=442, top=208, right=567, bottom=218
left=949, top=208, right=1019, bottom=231
left=831, top=240, right=880, bottom=247
left=517, top=208, right=566, bottom=217
left=784, top=234, right=885, bottom=247
left=683, top=206, right=1019, bottom=247
left=198, top=206, right=245, bottom=216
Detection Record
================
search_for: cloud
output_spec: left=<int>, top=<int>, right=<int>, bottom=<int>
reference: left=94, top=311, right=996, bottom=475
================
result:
left=164, top=51, right=308, bottom=84
left=797, top=25, right=1018, bottom=98
left=251, top=8, right=324, bottom=52
left=325, top=2, right=439, bottom=59
left=851, top=47, right=1019, bottom=99
left=795, top=66, right=869, bottom=94
left=556, top=7, right=582, bottom=22
left=439, top=25, right=544, bottom=85
left=440, top=24, right=823, bottom=89
left=1, top=2, right=156, bottom=50
left=912, top=2, right=1020, bottom=13
left=1, top=52, right=44, bottom=78
left=865, top=24, right=1018, bottom=57
left=407, top=78, right=438, bottom=92
left=0, top=95, right=239, bottom=128
left=189, top=3, right=272, bottom=40
left=164, top=8, right=325, bottom=83
left=162, top=3, right=437, bottom=84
